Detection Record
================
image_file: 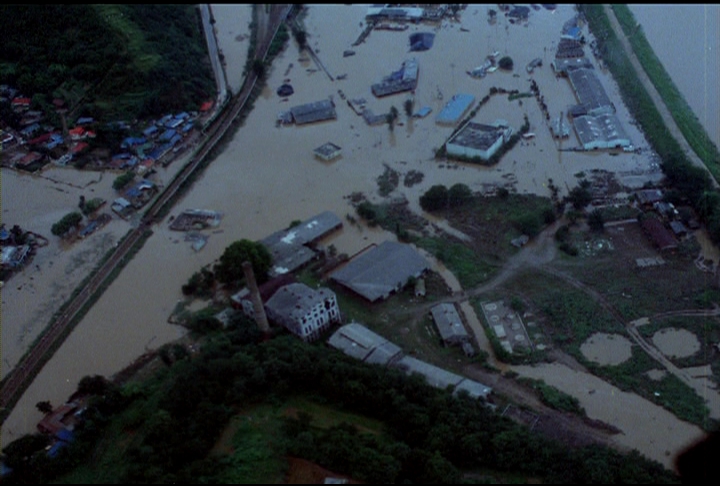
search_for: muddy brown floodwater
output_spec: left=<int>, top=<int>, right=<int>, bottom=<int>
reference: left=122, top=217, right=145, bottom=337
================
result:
left=0, top=5, right=711, bottom=468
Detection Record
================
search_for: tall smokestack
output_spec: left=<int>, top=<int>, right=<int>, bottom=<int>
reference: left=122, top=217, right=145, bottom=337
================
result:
left=242, top=261, right=270, bottom=335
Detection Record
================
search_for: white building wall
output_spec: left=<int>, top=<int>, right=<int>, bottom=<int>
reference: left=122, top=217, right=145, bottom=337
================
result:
left=446, top=136, right=503, bottom=160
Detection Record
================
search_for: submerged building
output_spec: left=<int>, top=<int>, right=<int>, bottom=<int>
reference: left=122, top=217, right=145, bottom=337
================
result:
left=261, top=211, right=343, bottom=277
left=567, top=67, right=614, bottom=116
left=445, top=121, right=513, bottom=161
left=572, top=113, right=631, bottom=150
left=371, top=58, right=419, bottom=97
left=435, top=93, right=475, bottom=126
left=283, top=99, right=337, bottom=125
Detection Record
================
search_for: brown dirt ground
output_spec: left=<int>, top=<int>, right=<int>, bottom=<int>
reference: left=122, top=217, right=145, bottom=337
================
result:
left=285, top=457, right=361, bottom=484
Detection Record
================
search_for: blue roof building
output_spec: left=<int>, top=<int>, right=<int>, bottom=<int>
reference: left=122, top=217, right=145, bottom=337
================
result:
left=436, top=93, right=475, bottom=125
left=159, top=129, right=176, bottom=142
left=143, top=125, right=159, bottom=137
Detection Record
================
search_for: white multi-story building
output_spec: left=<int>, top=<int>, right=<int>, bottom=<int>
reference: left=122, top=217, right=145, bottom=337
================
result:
left=264, top=283, right=340, bottom=342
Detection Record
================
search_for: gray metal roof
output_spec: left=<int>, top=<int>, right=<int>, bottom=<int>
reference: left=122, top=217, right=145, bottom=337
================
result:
left=330, top=241, right=430, bottom=302
left=573, top=113, right=630, bottom=148
left=265, top=283, right=335, bottom=323
left=431, top=303, right=470, bottom=344
left=327, top=322, right=402, bottom=365
left=393, top=356, right=492, bottom=398
left=454, top=378, right=492, bottom=399
left=261, top=211, right=343, bottom=276
left=394, top=356, right=464, bottom=389
left=290, top=99, right=337, bottom=125
left=567, top=67, right=613, bottom=115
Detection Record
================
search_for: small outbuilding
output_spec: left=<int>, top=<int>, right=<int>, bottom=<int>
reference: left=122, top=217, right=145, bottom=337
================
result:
left=430, top=303, right=470, bottom=346
left=313, top=142, right=342, bottom=161
left=277, top=84, right=294, bottom=97
left=409, top=32, right=435, bottom=51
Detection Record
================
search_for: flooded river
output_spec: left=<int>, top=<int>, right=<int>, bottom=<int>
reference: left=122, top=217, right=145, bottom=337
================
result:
left=0, top=4, right=711, bottom=468
left=628, top=4, right=720, bottom=148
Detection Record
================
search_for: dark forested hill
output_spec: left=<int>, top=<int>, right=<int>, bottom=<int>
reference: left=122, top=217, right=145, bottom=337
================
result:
left=0, top=5, right=215, bottom=121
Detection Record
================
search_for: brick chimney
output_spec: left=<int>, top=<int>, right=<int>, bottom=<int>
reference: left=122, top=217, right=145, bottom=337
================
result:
left=242, top=261, right=270, bottom=335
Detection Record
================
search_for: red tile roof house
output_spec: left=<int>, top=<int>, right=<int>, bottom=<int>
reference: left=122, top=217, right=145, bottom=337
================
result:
left=68, top=127, right=87, bottom=141
left=16, top=151, right=43, bottom=167
left=71, top=141, right=90, bottom=155
left=641, top=217, right=678, bottom=253
left=11, top=97, right=31, bottom=111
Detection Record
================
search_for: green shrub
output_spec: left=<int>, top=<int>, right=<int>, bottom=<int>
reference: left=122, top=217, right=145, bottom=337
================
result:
left=113, top=171, right=135, bottom=191
left=51, top=212, right=83, bottom=236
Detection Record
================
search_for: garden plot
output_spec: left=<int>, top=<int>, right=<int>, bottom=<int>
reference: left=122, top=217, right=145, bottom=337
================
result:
left=480, top=300, right=537, bottom=353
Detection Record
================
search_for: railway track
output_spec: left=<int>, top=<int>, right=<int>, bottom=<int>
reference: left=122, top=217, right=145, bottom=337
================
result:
left=0, top=4, right=291, bottom=421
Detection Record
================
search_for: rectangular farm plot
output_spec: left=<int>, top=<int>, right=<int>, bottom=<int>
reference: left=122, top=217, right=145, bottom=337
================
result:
left=480, top=300, right=533, bottom=353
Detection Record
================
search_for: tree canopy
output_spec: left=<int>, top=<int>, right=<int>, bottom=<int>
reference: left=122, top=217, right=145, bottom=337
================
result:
left=214, top=239, right=272, bottom=285
left=0, top=5, right=214, bottom=121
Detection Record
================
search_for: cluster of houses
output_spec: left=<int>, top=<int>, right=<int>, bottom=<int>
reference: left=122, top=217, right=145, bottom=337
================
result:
left=634, top=188, right=698, bottom=255
left=111, top=179, right=158, bottom=219
left=1, top=84, right=212, bottom=174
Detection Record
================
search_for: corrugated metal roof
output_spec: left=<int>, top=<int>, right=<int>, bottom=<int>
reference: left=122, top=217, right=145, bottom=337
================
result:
left=330, top=241, right=429, bottom=302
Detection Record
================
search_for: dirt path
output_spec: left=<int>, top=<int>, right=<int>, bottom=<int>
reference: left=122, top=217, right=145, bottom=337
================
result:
left=602, top=4, right=717, bottom=187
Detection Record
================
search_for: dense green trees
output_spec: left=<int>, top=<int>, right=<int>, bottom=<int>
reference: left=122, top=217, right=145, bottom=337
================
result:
left=112, top=171, right=135, bottom=191
left=9, top=318, right=680, bottom=484
left=567, top=179, right=593, bottom=210
left=214, top=239, right=272, bottom=285
left=420, top=184, right=449, bottom=211
left=0, top=5, right=214, bottom=122
left=420, top=183, right=473, bottom=212
left=51, top=212, right=83, bottom=237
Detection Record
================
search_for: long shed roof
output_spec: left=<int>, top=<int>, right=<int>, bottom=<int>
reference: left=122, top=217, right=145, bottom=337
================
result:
left=327, top=322, right=403, bottom=365
left=330, top=241, right=430, bottom=302
left=431, top=303, right=470, bottom=343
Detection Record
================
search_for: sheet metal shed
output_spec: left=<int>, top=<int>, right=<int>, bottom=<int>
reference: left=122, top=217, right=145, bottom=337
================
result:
left=327, top=322, right=402, bottom=366
left=430, top=303, right=470, bottom=345
left=330, top=241, right=430, bottom=302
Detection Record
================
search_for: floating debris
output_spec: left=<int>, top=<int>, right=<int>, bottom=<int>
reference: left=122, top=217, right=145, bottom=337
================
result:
left=170, top=209, right=222, bottom=231
left=185, top=232, right=208, bottom=252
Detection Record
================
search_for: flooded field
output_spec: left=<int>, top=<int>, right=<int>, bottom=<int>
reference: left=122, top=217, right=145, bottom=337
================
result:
left=580, top=332, right=633, bottom=366
left=0, top=4, right=709, bottom=466
left=513, top=362, right=704, bottom=471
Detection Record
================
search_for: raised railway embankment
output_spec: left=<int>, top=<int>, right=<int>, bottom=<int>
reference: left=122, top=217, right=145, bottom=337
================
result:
left=0, top=4, right=292, bottom=425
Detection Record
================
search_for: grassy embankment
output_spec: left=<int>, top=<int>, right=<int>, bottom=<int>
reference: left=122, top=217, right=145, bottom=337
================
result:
left=611, top=4, right=720, bottom=182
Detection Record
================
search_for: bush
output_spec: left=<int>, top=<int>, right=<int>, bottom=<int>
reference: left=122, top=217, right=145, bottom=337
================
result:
left=51, top=211, right=83, bottom=236
left=356, top=201, right=378, bottom=225
left=448, top=183, right=472, bottom=208
left=511, top=211, right=542, bottom=237
left=420, top=185, right=449, bottom=212
left=498, top=56, right=514, bottom=70
left=588, top=209, right=605, bottom=232
left=214, top=240, right=272, bottom=285
left=113, top=171, right=135, bottom=191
